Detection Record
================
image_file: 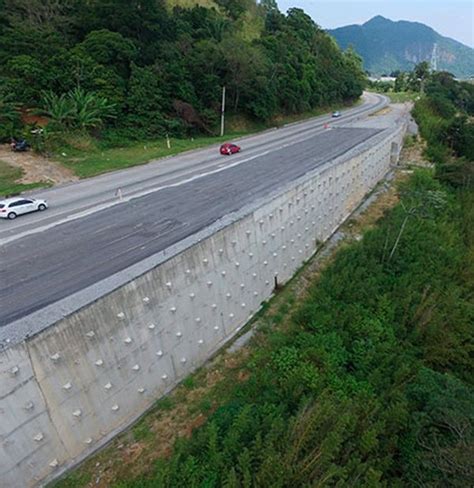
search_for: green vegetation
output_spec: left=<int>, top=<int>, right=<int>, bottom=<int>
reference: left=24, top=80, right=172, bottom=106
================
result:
left=50, top=472, right=92, bottom=488
left=329, top=15, right=474, bottom=78
left=49, top=73, right=473, bottom=487
left=110, top=171, right=472, bottom=487
left=0, top=160, right=49, bottom=196
left=368, top=61, right=432, bottom=102
left=132, top=419, right=155, bottom=443
left=0, top=0, right=365, bottom=161
left=58, top=133, right=246, bottom=178
left=79, top=77, right=470, bottom=487
left=412, top=71, right=474, bottom=186
left=384, top=91, right=420, bottom=103
left=0, top=92, right=21, bottom=141
left=57, top=101, right=353, bottom=178
left=14, top=5, right=468, bottom=486
left=39, top=88, right=116, bottom=132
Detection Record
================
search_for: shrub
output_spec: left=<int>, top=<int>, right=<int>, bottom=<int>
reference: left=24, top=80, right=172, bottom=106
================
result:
left=38, top=88, right=115, bottom=132
left=0, top=92, right=22, bottom=142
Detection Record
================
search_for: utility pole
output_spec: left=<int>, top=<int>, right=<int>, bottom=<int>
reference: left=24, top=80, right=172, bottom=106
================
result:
left=220, top=85, right=226, bottom=137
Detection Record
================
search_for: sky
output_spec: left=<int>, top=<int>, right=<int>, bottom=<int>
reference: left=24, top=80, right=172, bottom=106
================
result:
left=276, top=0, right=474, bottom=47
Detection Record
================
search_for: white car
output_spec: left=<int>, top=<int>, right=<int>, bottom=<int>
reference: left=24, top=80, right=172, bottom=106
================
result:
left=0, top=197, right=48, bottom=220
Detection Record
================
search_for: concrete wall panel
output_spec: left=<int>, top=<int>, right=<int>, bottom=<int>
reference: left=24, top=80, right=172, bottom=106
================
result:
left=0, top=122, right=406, bottom=487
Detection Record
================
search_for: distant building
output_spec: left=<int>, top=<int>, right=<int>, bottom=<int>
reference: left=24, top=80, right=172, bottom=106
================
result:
left=368, top=76, right=396, bottom=83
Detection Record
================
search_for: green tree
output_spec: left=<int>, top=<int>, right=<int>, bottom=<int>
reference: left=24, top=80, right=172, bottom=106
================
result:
left=403, top=369, right=474, bottom=486
left=76, top=29, right=137, bottom=79
left=342, top=46, right=366, bottom=99
left=221, top=36, right=269, bottom=112
left=39, top=88, right=115, bottom=131
left=69, top=87, right=116, bottom=129
left=4, top=54, right=48, bottom=103
left=1, top=0, right=77, bottom=35
left=394, top=71, right=408, bottom=92
left=124, top=63, right=166, bottom=137
left=0, top=90, right=21, bottom=140
left=213, top=0, right=252, bottom=20
left=39, top=91, right=74, bottom=129
left=408, top=61, right=431, bottom=92
left=74, top=0, right=168, bottom=46
left=447, top=116, right=474, bottom=161
left=0, top=0, right=371, bottom=139
left=185, top=40, right=224, bottom=109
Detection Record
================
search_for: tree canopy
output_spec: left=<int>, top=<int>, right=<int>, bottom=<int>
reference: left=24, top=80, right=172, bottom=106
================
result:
left=0, top=0, right=365, bottom=141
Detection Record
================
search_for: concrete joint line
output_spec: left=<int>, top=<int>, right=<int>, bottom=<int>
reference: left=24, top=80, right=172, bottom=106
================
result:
left=24, top=341, right=72, bottom=459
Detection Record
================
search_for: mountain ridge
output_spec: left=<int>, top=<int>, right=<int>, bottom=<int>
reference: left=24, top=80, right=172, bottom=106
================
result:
left=328, top=16, right=474, bottom=78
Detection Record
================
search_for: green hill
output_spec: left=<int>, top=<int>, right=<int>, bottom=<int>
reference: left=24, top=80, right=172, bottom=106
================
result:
left=0, top=1, right=366, bottom=144
left=329, top=15, right=474, bottom=78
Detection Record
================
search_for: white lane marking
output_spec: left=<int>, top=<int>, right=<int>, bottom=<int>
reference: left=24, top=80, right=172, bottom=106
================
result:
left=0, top=98, right=385, bottom=246
left=0, top=150, right=271, bottom=245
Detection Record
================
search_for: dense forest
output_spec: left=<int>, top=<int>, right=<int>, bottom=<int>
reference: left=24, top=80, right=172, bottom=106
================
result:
left=92, top=74, right=470, bottom=487
left=0, top=0, right=365, bottom=145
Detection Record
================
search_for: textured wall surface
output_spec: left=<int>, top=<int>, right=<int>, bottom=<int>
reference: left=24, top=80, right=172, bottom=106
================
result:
left=0, top=121, right=406, bottom=487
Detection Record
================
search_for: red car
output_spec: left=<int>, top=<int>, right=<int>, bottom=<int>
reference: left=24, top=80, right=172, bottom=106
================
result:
left=220, top=143, right=241, bottom=155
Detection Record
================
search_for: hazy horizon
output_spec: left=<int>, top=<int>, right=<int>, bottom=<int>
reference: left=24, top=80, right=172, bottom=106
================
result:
left=276, top=1, right=474, bottom=48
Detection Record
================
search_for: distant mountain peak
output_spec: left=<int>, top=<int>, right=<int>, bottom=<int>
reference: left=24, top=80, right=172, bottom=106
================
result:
left=364, top=15, right=390, bottom=26
left=328, top=16, right=474, bottom=78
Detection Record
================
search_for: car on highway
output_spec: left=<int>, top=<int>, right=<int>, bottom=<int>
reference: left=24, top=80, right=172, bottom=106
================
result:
left=220, top=143, right=241, bottom=155
left=332, top=111, right=341, bottom=118
left=0, top=197, right=48, bottom=220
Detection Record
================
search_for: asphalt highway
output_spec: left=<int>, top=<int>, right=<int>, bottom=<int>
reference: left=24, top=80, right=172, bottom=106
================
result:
left=0, top=93, right=387, bottom=326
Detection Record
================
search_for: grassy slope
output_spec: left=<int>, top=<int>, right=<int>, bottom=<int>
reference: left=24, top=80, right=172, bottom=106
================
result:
left=368, top=89, right=421, bottom=104
left=384, top=91, right=421, bottom=103
left=0, top=160, right=49, bottom=197
left=57, top=101, right=354, bottom=179
left=58, top=133, right=249, bottom=179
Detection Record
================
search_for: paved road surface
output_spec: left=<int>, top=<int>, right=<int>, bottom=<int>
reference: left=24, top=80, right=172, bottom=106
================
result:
left=0, top=94, right=386, bottom=327
left=0, top=93, right=386, bottom=243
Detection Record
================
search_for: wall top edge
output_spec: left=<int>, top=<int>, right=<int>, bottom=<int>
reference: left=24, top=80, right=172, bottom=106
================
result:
left=0, top=122, right=406, bottom=351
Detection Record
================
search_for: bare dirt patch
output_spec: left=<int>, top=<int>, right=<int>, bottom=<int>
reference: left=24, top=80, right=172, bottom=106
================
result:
left=369, top=107, right=392, bottom=117
left=399, top=136, right=432, bottom=168
left=0, top=144, right=77, bottom=185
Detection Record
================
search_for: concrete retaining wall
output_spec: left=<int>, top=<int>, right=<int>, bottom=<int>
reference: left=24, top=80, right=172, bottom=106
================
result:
left=0, top=122, right=406, bottom=487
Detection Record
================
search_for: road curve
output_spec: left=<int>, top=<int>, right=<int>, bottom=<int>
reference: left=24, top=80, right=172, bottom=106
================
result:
left=0, top=92, right=386, bottom=243
left=0, top=93, right=387, bottom=327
